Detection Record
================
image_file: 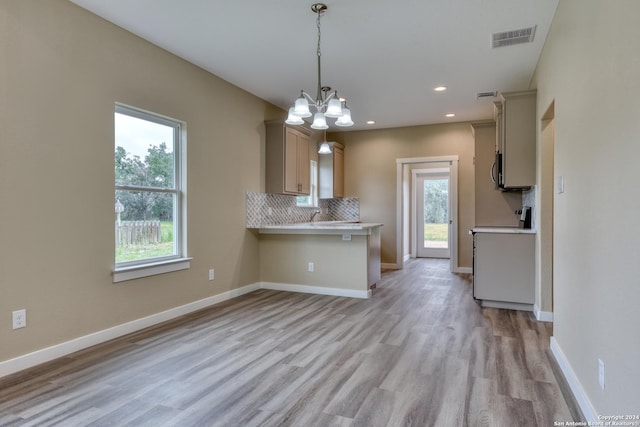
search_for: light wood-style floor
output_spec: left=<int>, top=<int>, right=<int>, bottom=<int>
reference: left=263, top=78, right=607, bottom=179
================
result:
left=0, top=259, right=583, bottom=426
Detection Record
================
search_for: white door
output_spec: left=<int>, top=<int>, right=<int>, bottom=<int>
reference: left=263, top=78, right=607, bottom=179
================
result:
left=416, top=171, right=451, bottom=258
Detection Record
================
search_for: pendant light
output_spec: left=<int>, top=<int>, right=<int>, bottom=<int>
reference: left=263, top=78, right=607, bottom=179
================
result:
left=318, top=129, right=332, bottom=154
left=285, top=3, right=354, bottom=131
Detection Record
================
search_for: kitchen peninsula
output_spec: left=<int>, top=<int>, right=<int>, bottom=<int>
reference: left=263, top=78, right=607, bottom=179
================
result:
left=258, top=222, right=382, bottom=299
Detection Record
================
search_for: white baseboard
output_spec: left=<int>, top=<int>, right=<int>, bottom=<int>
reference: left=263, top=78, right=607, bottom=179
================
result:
left=259, top=282, right=370, bottom=299
left=381, top=262, right=401, bottom=270
left=453, top=266, right=472, bottom=274
left=550, top=337, right=598, bottom=422
left=403, top=254, right=411, bottom=264
left=534, top=304, right=553, bottom=322
left=0, top=283, right=260, bottom=379
left=480, top=300, right=533, bottom=312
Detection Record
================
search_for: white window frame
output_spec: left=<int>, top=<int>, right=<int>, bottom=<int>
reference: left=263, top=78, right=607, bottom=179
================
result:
left=297, top=160, right=318, bottom=207
left=113, top=103, right=190, bottom=282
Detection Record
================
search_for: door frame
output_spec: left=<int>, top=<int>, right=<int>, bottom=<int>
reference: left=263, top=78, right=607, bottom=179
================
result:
left=395, top=155, right=460, bottom=272
left=412, top=168, right=451, bottom=259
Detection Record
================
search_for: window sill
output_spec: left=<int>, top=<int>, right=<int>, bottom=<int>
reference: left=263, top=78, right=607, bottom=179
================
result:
left=113, top=257, right=192, bottom=283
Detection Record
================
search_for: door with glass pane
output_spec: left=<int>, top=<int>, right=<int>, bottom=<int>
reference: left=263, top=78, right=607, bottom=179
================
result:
left=416, top=172, right=450, bottom=258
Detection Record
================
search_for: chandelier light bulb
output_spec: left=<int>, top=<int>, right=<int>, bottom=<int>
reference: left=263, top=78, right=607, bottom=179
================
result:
left=311, top=112, right=328, bottom=130
left=285, top=108, right=305, bottom=125
left=318, top=141, right=332, bottom=154
left=293, top=95, right=312, bottom=118
left=324, top=96, right=343, bottom=118
left=335, top=107, right=353, bottom=127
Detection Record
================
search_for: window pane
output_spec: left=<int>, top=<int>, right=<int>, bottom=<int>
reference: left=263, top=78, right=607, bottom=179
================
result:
left=115, top=113, right=175, bottom=188
left=296, top=160, right=317, bottom=207
left=115, top=190, right=176, bottom=263
left=296, top=196, right=311, bottom=205
left=423, top=178, right=449, bottom=249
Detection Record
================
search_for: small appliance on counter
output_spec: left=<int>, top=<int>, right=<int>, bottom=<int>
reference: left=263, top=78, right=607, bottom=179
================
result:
left=519, top=206, right=532, bottom=229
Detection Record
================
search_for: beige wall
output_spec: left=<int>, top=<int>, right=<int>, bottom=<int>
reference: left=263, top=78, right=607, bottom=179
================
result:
left=0, top=1, right=281, bottom=362
left=537, top=114, right=554, bottom=313
left=332, top=123, right=475, bottom=267
left=532, top=0, right=640, bottom=414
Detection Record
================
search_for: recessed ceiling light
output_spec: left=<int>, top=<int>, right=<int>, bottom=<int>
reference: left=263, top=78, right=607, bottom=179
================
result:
left=434, top=86, right=447, bottom=92
left=366, top=120, right=376, bottom=125
left=445, top=113, right=455, bottom=118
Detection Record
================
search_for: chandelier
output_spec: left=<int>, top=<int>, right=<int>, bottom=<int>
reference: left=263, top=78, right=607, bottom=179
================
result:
left=285, top=3, right=354, bottom=133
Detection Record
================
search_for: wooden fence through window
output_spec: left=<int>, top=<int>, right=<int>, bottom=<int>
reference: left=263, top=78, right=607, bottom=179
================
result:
left=116, top=220, right=161, bottom=246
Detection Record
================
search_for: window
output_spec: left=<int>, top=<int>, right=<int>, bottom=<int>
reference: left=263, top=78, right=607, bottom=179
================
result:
left=113, top=104, right=188, bottom=282
left=296, top=160, right=318, bottom=207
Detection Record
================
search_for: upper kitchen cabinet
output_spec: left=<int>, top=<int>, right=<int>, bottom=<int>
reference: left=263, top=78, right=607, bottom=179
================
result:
left=494, top=90, right=536, bottom=190
left=266, top=121, right=311, bottom=196
left=319, top=142, right=344, bottom=199
left=472, top=121, right=523, bottom=227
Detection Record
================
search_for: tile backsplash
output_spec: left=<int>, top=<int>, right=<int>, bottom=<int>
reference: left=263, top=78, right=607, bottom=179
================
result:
left=246, top=192, right=359, bottom=228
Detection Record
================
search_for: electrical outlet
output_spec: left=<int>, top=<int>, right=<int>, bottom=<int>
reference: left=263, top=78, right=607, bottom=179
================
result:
left=12, top=309, right=26, bottom=330
left=308, top=262, right=314, bottom=272
left=208, top=269, right=215, bottom=281
left=342, top=234, right=352, bottom=241
left=598, top=358, right=605, bottom=390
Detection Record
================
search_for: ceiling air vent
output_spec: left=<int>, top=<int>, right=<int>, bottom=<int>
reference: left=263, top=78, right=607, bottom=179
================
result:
left=476, top=91, right=497, bottom=99
left=492, top=26, right=536, bottom=48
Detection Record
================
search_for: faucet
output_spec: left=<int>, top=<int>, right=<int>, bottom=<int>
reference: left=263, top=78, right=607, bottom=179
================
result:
left=310, top=209, right=321, bottom=222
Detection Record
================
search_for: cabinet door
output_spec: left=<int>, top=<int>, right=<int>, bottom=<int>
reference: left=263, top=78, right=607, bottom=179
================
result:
left=474, top=233, right=535, bottom=304
left=284, top=128, right=300, bottom=193
left=499, top=91, right=536, bottom=189
left=494, top=101, right=503, bottom=154
left=297, top=132, right=310, bottom=194
left=333, top=145, right=344, bottom=197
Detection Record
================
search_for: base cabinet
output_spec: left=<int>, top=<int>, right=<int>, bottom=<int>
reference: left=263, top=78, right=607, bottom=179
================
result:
left=473, top=232, right=535, bottom=308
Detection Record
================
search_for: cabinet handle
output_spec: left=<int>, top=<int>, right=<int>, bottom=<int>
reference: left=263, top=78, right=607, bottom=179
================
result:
left=490, top=161, right=496, bottom=184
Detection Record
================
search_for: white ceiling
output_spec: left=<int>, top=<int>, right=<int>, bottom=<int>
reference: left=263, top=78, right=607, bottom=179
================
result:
left=69, top=0, right=559, bottom=131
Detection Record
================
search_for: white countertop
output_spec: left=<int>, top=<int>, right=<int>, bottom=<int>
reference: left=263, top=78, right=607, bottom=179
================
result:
left=258, top=221, right=383, bottom=235
left=471, top=227, right=536, bottom=234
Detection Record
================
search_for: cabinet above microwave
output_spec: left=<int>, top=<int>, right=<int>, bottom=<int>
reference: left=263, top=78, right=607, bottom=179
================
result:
left=493, top=90, right=536, bottom=190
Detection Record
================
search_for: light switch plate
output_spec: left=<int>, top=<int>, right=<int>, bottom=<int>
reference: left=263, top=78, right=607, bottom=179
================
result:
left=557, top=175, right=565, bottom=194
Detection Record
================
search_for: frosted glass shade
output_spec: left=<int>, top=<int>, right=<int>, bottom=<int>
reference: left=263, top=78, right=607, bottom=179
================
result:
left=335, top=107, right=354, bottom=127
left=311, top=112, right=328, bottom=130
left=318, top=142, right=332, bottom=154
left=285, top=108, right=304, bottom=125
left=293, top=96, right=312, bottom=118
left=324, top=98, right=343, bottom=118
